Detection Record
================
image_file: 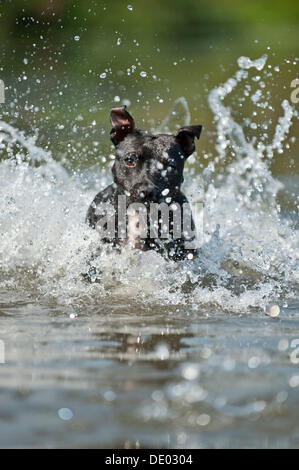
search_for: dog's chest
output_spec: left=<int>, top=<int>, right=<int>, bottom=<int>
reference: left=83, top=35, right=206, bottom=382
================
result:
left=126, top=206, right=142, bottom=248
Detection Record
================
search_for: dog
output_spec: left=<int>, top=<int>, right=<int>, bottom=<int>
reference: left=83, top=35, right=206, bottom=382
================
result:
left=86, top=106, right=202, bottom=261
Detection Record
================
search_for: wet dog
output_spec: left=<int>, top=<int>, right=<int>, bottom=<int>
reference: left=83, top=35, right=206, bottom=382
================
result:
left=86, top=106, right=202, bottom=260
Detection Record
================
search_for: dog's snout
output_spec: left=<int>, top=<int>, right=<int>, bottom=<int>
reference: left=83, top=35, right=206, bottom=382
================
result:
left=125, top=152, right=137, bottom=168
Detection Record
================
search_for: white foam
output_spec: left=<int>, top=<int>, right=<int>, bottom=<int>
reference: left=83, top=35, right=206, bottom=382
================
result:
left=0, top=55, right=298, bottom=313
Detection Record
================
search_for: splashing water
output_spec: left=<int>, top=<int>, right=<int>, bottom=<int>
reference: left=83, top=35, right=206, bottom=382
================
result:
left=158, top=97, right=191, bottom=133
left=0, top=55, right=298, bottom=313
left=203, top=55, right=298, bottom=297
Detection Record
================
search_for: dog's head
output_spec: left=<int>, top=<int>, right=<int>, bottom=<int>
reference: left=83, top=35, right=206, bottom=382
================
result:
left=110, top=106, right=202, bottom=195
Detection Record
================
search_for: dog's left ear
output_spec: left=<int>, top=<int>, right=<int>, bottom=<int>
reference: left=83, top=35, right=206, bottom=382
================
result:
left=110, top=106, right=135, bottom=145
left=175, top=125, right=202, bottom=157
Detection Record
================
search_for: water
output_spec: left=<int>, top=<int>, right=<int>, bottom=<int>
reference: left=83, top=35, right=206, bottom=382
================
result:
left=0, top=55, right=298, bottom=448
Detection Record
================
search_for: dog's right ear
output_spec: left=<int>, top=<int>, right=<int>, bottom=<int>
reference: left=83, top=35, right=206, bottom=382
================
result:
left=110, top=106, right=135, bottom=145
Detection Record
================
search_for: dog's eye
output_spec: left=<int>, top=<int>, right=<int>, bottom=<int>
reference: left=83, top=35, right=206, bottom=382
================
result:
left=160, top=151, right=170, bottom=164
left=115, top=150, right=124, bottom=160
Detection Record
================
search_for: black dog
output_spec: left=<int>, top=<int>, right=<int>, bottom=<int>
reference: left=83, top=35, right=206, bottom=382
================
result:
left=86, top=106, right=202, bottom=260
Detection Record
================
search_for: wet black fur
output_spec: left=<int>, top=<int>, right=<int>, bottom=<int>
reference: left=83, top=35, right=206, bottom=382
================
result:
left=86, top=106, right=202, bottom=261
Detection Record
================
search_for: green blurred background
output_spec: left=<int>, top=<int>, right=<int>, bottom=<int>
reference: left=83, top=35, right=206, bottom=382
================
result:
left=0, top=0, right=298, bottom=174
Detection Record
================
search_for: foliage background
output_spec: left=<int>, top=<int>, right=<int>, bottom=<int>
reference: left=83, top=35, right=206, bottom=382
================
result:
left=0, top=0, right=298, bottom=174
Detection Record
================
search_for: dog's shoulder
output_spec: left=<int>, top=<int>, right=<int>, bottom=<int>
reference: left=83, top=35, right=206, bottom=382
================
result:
left=93, top=184, right=116, bottom=204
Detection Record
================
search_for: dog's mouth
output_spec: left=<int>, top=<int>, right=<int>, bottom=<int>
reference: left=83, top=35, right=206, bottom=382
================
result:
left=124, top=157, right=137, bottom=168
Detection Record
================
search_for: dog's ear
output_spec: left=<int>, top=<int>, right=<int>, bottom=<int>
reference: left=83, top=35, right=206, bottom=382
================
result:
left=175, top=125, right=202, bottom=157
left=110, top=106, right=135, bottom=145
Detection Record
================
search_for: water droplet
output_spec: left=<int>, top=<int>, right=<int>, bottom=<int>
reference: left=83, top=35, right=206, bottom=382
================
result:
left=140, top=71, right=147, bottom=78
left=100, top=72, right=107, bottom=79
left=155, top=343, right=169, bottom=360
left=58, top=408, right=73, bottom=420
left=248, top=356, right=260, bottom=368
left=276, top=391, right=288, bottom=403
left=104, top=390, right=116, bottom=401
left=127, top=5, right=133, bottom=11
left=74, top=35, right=80, bottom=41
left=289, top=375, right=299, bottom=388
left=152, top=390, right=164, bottom=401
left=182, top=363, right=199, bottom=380
left=197, top=414, right=210, bottom=426
left=265, top=304, right=280, bottom=318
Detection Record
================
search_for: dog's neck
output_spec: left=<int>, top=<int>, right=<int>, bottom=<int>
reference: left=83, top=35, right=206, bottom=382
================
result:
left=113, top=181, right=182, bottom=202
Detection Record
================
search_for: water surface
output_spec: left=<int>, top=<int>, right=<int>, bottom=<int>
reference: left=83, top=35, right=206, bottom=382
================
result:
left=0, top=54, right=298, bottom=448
